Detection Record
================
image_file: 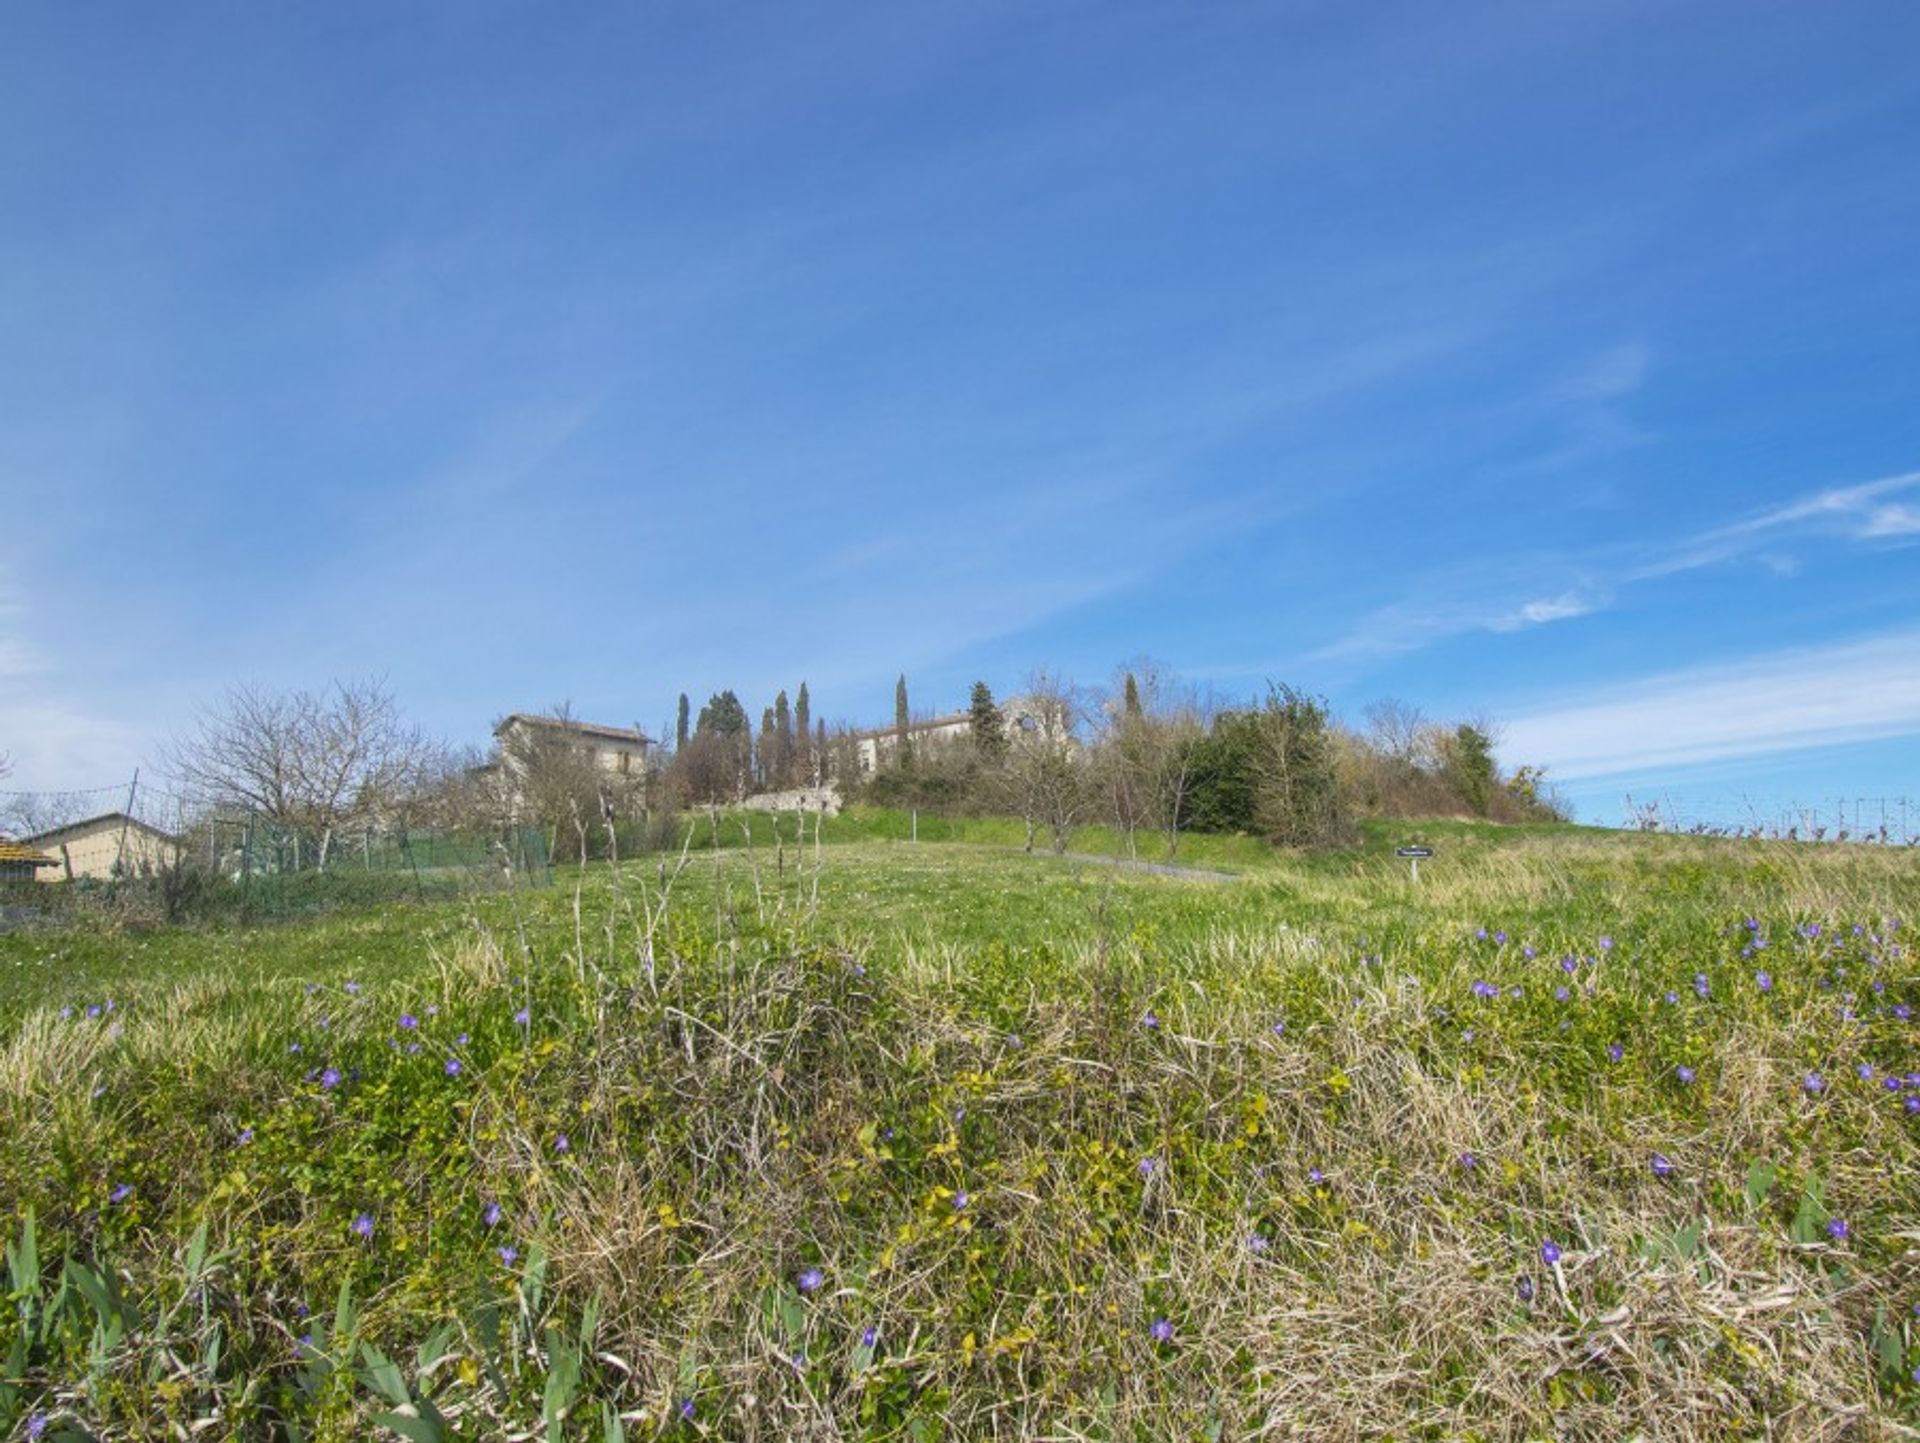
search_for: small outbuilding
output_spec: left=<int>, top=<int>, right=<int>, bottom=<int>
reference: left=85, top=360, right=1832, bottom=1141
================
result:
left=22, top=812, right=180, bottom=882
left=0, top=839, right=58, bottom=883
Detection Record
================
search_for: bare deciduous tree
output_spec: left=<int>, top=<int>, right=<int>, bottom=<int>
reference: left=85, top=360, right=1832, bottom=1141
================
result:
left=164, top=678, right=437, bottom=868
left=493, top=704, right=649, bottom=861
left=1096, top=661, right=1210, bottom=859
left=998, top=670, right=1088, bottom=854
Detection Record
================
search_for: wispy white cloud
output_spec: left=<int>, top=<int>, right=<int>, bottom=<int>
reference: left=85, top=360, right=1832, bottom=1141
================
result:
left=0, top=567, right=43, bottom=679
left=0, top=564, right=145, bottom=790
left=1500, top=628, right=1920, bottom=780
left=1553, top=341, right=1650, bottom=403
left=1315, top=467, right=1920, bottom=665
left=1634, top=470, right=1920, bottom=579
left=1859, top=501, right=1920, bottom=539
left=1487, top=591, right=1601, bottom=632
left=1310, top=582, right=1609, bottom=663
left=0, top=698, right=144, bottom=794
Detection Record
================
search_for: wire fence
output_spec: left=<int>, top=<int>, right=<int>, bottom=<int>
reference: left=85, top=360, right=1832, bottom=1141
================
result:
left=1, top=776, right=552, bottom=921
left=1617, top=792, right=1920, bottom=845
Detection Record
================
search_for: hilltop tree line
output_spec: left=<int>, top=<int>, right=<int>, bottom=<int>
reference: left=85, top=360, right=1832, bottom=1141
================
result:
left=137, top=666, right=1562, bottom=870
left=855, top=666, right=1563, bottom=856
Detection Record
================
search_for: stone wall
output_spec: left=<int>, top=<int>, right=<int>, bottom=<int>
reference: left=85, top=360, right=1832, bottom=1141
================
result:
left=740, top=785, right=843, bottom=815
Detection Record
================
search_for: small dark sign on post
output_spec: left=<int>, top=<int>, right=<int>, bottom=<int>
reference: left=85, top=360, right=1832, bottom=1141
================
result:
left=1395, top=845, right=1433, bottom=881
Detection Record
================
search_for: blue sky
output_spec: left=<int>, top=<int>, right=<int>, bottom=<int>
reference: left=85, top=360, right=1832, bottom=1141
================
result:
left=4, top=0, right=1919, bottom=827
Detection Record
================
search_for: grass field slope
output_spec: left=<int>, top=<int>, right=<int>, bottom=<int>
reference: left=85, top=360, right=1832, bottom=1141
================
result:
left=1, top=816, right=1917, bottom=1440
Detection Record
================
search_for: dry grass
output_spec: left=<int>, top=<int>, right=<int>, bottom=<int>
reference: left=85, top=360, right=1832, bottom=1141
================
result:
left=0, top=828, right=1915, bottom=1439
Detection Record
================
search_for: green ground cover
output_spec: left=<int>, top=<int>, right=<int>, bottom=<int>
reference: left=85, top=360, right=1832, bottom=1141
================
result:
left=0, top=818, right=1917, bottom=1439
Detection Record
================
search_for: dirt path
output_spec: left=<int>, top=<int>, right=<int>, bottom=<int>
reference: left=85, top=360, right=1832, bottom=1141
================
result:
left=1014, top=848, right=1239, bottom=882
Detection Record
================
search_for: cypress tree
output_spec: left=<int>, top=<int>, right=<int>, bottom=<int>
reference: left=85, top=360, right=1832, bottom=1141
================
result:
left=794, top=683, right=811, bottom=782
left=698, top=691, right=747, bottom=737
left=816, top=719, right=828, bottom=781
left=969, top=680, right=1006, bottom=757
left=676, top=693, right=690, bottom=751
left=774, top=690, right=793, bottom=787
left=894, top=674, right=913, bottom=768
left=1124, top=672, right=1142, bottom=718
left=758, top=707, right=776, bottom=788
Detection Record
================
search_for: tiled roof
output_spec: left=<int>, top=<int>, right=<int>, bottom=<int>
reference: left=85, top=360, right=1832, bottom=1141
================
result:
left=848, top=712, right=971, bottom=741
left=23, top=812, right=179, bottom=845
left=496, top=714, right=653, bottom=746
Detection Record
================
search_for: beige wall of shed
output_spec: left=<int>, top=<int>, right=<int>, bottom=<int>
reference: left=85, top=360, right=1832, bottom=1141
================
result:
left=37, top=823, right=178, bottom=882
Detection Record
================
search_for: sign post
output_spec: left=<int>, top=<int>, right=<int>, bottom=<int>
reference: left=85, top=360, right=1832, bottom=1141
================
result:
left=1395, top=844, right=1433, bottom=882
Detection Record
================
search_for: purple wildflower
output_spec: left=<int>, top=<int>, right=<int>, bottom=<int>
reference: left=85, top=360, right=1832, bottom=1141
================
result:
left=1803, top=1073, right=1825, bottom=1095
left=1825, top=1218, right=1849, bottom=1241
left=1141, top=1010, right=1160, bottom=1029
left=1248, top=1232, right=1271, bottom=1252
left=498, top=1245, right=518, bottom=1265
left=1675, top=1065, right=1696, bottom=1085
left=398, top=1013, right=418, bottom=1030
left=320, top=1067, right=341, bottom=1089
left=678, top=1400, right=696, bottom=1422
left=236, top=1127, right=254, bottom=1145
left=953, top=1190, right=969, bottom=1210
left=109, top=1182, right=133, bottom=1204
left=1651, top=1153, right=1673, bottom=1178
left=798, top=1267, right=825, bottom=1293
left=1607, top=1043, right=1624, bottom=1063
left=351, top=1213, right=374, bottom=1240
left=1517, top=1275, right=1535, bottom=1302
left=1541, top=1239, right=1562, bottom=1265
left=1756, top=971, right=1773, bottom=992
left=1149, top=1317, right=1175, bottom=1343
left=483, top=1201, right=503, bottom=1226
left=1307, top=1167, right=1325, bottom=1185
left=553, top=1134, right=570, bottom=1153
left=344, top=981, right=361, bottom=994
left=513, top=1007, right=531, bottom=1027
left=861, top=1326, right=878, bottom=1348
left=1460, top=1152, right=1477, bottom=1170
left=444, top=1058, right=462, bottom=1076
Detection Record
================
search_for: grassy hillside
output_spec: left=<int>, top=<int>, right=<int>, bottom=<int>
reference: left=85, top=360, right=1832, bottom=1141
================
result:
left=0, top=822, right=1916, bottom=1439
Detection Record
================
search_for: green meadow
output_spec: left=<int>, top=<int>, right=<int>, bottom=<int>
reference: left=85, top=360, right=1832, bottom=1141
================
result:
left=1, top=813, right=1917, bottom=1440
